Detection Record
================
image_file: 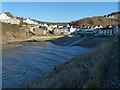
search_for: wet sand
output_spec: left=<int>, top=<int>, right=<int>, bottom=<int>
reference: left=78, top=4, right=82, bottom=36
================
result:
left=2, top=41, right=89, bottom=88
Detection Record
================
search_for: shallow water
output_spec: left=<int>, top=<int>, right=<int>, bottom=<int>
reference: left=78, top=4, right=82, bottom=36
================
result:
left=2, top=41, right=89, bottom=88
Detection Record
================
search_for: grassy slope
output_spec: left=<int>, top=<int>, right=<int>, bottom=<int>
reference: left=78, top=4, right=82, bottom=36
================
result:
left=2, top=22, right=29, bottom=42
left=70, top=12, right=120, bottom=27
left=24, top=37, right=117, bottom=88
left=74, top=37, right=110, bottom=48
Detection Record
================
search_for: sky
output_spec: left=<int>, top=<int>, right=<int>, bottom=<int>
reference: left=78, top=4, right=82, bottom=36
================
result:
left=2, top=2, right=118, bottom=22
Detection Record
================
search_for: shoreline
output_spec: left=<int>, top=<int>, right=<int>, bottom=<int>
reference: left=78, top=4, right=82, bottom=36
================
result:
left=1, top=37, right=114, bottom=87
left=2, top=35, right=111, bottom=50
left=2, top=35, right=66, bottom=45
left=2, top=38, right=89, bottom=88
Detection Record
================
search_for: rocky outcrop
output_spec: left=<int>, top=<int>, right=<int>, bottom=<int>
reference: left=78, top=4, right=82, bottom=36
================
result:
left=1, top=22, right=30, bottom=43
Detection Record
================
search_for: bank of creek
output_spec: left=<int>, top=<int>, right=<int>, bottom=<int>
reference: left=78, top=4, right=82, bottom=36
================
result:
left=2, top=39, right=90, bottom=88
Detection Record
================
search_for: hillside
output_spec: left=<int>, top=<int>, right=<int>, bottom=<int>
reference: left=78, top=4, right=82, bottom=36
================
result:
left=2, top=12, right=120, bottom=27
left=1, top=11, right=120, bottom=43
left=2, top=22, right=30, bottom=43
left=70, top=12, right=120, bottom=28
left=4, top=12, right=14, bottom=18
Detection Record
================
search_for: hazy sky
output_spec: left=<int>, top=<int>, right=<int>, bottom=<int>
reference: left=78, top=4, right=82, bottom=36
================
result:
left=2, top=2, right=118, bottom=22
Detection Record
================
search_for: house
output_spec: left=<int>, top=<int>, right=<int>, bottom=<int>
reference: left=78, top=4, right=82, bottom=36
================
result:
left=52, top=25, right=58, bottom=29
left=48, top=25, right=53, bottom=31
left=90, top=25, right=95, bottom=29
left=76, top=29, right=97, bottom=36
left=0, top=13, right=10, bottom=20
left=23, top=18, right=38, bottom=25
left=0, top=13, right=20, bottom=25
left=43, top=23, right=48, bottom=28
left=98, top=28, right=114, bottom=36
left=0, top=13, right=11, bottom=24
left=108, top=25, right=112, bottom=28
left=39, top=26, right=48, bottom=30
left=113, top=24, right=119, bottom=35
left=58, top=25, right=64, bottom=29
left=10, top=18, right=20, bottom=25
left=48, top=25, right=57, bottom=31
left=66, top=24, right=71, bottom=28
left=93, top=26, right=99, bottom=29
left=69, top=26, right=76, bottom=33
left=99, top=25, right=103, bottom=28
left=85, top=31, right=96, bottom=35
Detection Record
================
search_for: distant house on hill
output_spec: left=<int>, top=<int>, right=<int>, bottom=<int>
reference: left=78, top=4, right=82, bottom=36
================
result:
left=0, top=13, right=20, bottom=25
left=23, top=18, right=38, bottom=25
left=0, top=13, right=11, bottom=23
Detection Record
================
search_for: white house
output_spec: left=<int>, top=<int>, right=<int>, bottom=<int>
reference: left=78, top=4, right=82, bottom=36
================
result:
left=0, top=13, right=11, bottom=23
left=48, top=25, right=57, bottom=31
left=108, top=25, right=112, bottom=28
left=58, top=25, right=64, bottom=29
left=0, top=12, right=20, bottom=25
left=23, top=18, right=38, bottom=25
left=69, top=26, right=76, bottom=33
left=43, top=23, right=48, bottom=28
left=0, top=13, right=10, bottom=20
left=66, top=24, right=71, bottom=28
left=48, top=25, right=53, bottom=31
left=94, top=26, right=99, bottom=29
left=52, top=25, right=57, bottom=28
left=108, top=15, right=116, bottom=18
left=99, top=25, right=103, bottom=28
left=10, top=18, right=20, bottom=25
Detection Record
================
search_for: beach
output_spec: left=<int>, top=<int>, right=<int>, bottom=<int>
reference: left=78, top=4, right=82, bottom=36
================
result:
left=2, top=40, right=89, bottom=88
